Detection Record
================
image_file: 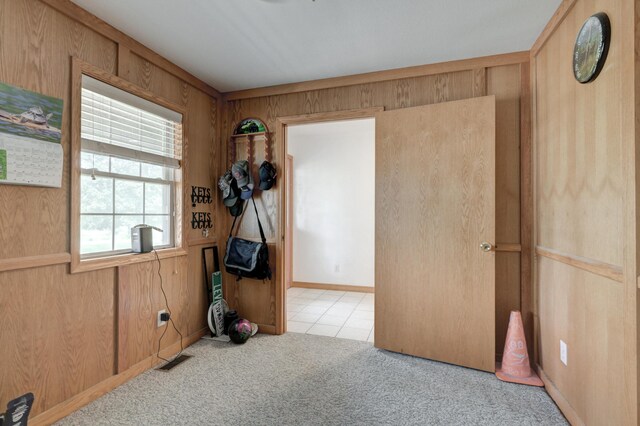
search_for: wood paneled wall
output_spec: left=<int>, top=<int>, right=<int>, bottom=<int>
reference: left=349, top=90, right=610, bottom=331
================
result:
left=221, top=61, right=527, bottom=355
left=0, top=0, right=219, bottom=422
left=532, top=0, right=638, bottom=424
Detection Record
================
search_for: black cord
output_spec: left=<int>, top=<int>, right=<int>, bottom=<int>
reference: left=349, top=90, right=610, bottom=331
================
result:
left=154, top=249, right=184, bottom=364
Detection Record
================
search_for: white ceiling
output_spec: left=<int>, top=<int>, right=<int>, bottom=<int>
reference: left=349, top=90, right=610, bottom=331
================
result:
left=71, top=0, right=561, bottom=93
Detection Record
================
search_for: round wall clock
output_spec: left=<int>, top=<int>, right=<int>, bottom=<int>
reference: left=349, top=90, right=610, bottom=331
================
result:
left=573, top=13, right=611, bottom=84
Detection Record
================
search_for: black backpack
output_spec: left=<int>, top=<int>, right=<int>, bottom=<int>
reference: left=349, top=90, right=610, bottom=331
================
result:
left=224, top=196, right=272, bottom=280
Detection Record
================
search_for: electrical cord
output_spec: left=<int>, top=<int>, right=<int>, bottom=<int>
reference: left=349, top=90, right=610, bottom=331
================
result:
left=154, top=249, right=184, bottom=364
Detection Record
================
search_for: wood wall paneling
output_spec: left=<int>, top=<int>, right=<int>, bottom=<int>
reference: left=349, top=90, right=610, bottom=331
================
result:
left=0, top=0, right=536, bottom=421
left=532, top=0, right=638, bottom=424
left=535, top=0, right=623, bottom=267
left=40, top=0, right=221, bottom=98
left=621, top=0, right=639, bottom=422
left=495, top=252, right=522, bottom=358
left=537, top=367, right=586, bottom=426
left=487, top=64, right=523, bottom=354
left=537, top=257, right=624, bottom=424
left=0, top=0, right=218, bottom=420
left=519, top=60, right=534, bottom=362
left=222, top=65, right=526, bottom=358
left=0, top=0, right=117, bottom=259
left=0, top=264, right=116, bottom=416
left=186, top=246, right=210, bottom=335
left=117, top=256, right=189, bottom=372
left=0, top=0, right=120, bottom=418
left=29, top=327, right=208, bottom=426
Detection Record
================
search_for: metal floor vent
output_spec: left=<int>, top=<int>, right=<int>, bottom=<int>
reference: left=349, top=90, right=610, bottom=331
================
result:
left=156, top=354, right=192, bottom=371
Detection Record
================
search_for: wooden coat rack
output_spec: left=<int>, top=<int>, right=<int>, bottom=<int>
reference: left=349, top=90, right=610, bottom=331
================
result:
left=229, top=118, right=271, bottom=166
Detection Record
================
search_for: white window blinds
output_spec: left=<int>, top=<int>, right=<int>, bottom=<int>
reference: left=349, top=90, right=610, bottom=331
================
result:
left=80, top=75, right=183, bottom=168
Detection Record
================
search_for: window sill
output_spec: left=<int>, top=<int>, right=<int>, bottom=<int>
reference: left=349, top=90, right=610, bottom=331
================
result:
left=70, top=247, right=187, bottom=274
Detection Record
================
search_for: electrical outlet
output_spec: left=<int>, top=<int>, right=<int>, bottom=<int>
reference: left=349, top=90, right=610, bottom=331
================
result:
left=560, top=340, right=568, bottom=366
left=334, top=264, right=340, bottom=273
left=157, top=309, right=168, bottom=328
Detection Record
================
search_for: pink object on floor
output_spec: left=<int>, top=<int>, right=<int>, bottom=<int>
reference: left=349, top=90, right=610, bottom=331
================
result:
left=496, top=311, right=544, bottom=387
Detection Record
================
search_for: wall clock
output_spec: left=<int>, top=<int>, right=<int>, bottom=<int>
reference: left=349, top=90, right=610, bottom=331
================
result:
left=573, top=12, right=610, bottom=84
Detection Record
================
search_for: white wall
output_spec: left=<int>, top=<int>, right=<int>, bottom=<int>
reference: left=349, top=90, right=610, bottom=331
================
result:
left=287, top=118, right=375, bottom=287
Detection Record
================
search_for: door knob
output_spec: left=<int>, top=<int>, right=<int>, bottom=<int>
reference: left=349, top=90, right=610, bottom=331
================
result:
left=480, top=242, right=495, bottom=252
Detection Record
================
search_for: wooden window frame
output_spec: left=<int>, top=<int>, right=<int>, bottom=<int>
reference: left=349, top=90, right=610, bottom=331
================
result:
left=70, top=58, right=187, bottom=273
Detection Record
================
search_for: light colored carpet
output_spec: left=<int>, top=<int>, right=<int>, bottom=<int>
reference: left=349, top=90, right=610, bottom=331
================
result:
left=58, top=333, right=567, bottom=425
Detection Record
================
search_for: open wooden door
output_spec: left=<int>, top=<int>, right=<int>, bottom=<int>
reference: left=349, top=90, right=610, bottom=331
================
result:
left=374, top=96, right=496, bottom=372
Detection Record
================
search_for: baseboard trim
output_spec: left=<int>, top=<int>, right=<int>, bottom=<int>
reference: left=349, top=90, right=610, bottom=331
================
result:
left=292, top=281, right=374, bottom=293
left=30, top=327, right=208, bottom=426
left=537, top=365, right=583, bottom=426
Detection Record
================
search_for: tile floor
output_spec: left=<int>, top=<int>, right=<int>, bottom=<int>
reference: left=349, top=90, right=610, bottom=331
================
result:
left=287, top=287, right=374, bottom=342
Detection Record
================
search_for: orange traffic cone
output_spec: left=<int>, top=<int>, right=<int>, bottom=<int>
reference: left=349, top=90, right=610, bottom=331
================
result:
left=496, top=311, right=543, bottom=386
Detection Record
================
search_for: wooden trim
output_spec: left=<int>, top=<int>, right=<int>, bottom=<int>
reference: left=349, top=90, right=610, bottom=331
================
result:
left=177, top=113, right=188, bottom=257
left=284, top=154, right=294, bottom=290
left=620, top=1, right=639, bottom=423
left=530, top=0, right=577, bottom=57
left=72, top=58, right=188, bottom=115
left=224, top=52, right=530, bottom=101
left=292, top=282, right=375, bottom=294
left=530, top=52, right=541, bottom=368
left=276, top=123, right=285, bottom=334
left=117, top=44, right=131, bottom=79
left=537, top=366, right=584, bottom=426
left=30, top=327, right=208, bottom=426
left=0, top=253, right=71, bottom=273
left=72, top=248, right=188, bottom=274
left=276, top=108, right=383, bottom=335
left=520, top=61, right=534, bottom=365
left=230, top=131, right=268, bottom=140
left=41, top=0, right=221, bottom=98
left=277, top=107, right=384, bottom=126
left=70, top=57, right=83, bottom=274
left=535, top=246, right=624, bottom=283
left=70, top=58, right=188, bottom=274
left=187, top=238, right=218, bottom=247
left=494, top=243, right=522, bottom=252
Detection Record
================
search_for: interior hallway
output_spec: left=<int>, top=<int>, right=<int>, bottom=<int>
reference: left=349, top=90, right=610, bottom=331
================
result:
left=287, top=288, right=374, bottom=342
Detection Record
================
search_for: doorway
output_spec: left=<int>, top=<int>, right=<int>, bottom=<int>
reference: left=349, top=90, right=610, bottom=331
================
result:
left=276, top=97, right=496, bottom=372
left=280, top=114, right=376, bottom=342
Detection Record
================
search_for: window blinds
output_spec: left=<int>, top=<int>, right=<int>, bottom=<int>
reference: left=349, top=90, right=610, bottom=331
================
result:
left=80, top=75, right=183, bottom=168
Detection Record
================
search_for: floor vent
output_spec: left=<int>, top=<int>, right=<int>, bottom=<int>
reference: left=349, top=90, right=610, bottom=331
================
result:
left=156, top=354, right=192, bottom=371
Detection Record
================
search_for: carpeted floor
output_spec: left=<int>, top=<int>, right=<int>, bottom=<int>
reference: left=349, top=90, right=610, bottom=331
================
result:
left=58, top=333, right=567, bottom=426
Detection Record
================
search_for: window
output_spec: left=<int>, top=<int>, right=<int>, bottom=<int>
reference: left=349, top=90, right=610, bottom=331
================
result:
left=79, top=75, right=183, bottom=258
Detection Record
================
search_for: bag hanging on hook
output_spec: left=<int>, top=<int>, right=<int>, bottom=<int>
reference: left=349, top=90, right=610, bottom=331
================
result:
left=223, top=196, right=271, bottom=281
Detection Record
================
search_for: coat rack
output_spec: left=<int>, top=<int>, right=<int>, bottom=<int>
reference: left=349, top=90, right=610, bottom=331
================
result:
left=229, top=118, right=271, bottom=166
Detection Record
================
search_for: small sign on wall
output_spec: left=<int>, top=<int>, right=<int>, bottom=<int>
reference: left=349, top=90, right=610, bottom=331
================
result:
left=191, top=185, right=213, bottom=236
left=0, top=82, right=64, bottom=188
